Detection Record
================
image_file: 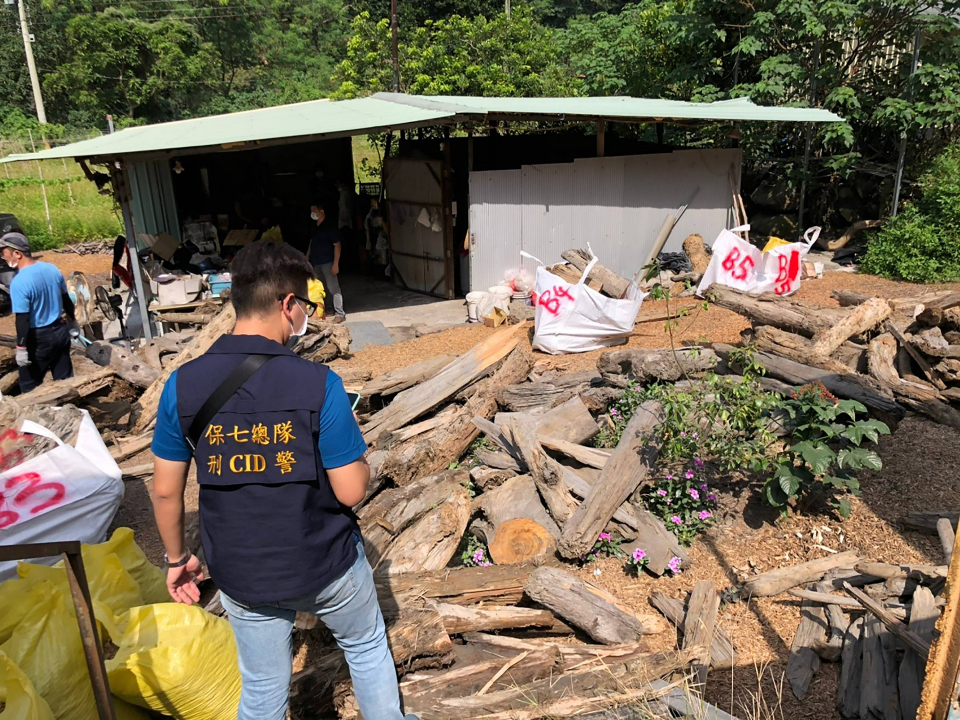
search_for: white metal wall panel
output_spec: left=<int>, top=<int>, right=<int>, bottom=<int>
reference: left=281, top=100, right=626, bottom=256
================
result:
left=467, top=148, right=740, bottom=291
left=469, top=169, right=522, bottom=292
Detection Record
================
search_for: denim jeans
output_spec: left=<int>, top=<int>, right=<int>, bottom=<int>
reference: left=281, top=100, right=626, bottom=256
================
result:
left=220, top=536, right=413, bottom=720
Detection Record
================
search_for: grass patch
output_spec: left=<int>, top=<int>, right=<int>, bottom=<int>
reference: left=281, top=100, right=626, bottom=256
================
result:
left=0, top=157, right=121, bottom=249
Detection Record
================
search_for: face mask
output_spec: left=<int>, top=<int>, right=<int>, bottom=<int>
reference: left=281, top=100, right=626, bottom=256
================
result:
left=6, top=258, right=17, bottom=269
left=285, top=300, right=309, bottom=349
left=310, top=212, right=318, bottom=221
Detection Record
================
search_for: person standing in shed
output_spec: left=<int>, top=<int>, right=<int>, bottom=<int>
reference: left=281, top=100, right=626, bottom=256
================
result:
left=149, top=241, right=412, bottom=720
left=306, top=201, right=346, bottom=323
left=0, top=232, right=79, bottom=393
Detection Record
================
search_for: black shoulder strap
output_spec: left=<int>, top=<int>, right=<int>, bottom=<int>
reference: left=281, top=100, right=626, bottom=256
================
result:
left=186, top=353, right=276, bottom=451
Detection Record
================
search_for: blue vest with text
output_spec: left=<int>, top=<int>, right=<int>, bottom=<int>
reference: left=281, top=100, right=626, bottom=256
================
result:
left=175, top=334, right=358, bottom=603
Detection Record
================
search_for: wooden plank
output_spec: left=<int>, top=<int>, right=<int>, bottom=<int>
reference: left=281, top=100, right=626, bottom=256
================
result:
left=361, top=322, right=526, bottom=444
left=855, top=561, right=947, bottom=581
left=434, top=603, right=558, bottom=635
left=530, top=395, right=599, bottom=444
left=361, top=354, right=456, bottom=396
left=809, top=297, right=892, bottom=357
left=878, top=614, right=901, bottom=720
left=558, top=401, right=664, bottom=559
left=900, top=587, right=939, bottom=720
left=837, top=616, right=864, bottom=718
left=743, top=550, right=861, bottom=597
left=16, top=367, right=115, bottom=407
left=815, top=580, right=847, bottom=661
left=682, top=580, right=720, bottom=688
left=648, top=592, right=735, bottom=670
left=384, top=405, right=457, bottom=444
left=860, top=615, right=884, bottom=720
left=561, top=248, right=630, bottom=297
left=108, top=432, right=153, bottom=462
left=376, top=565, right=532, bottom=607
left=538, top=436, right=610, bottom=469
left=918, top=525, right=960, bottom=720
left=524, top=566, right=663, bottom=644
left=843, top=582, right=931, bottom=657
left=786, top=591, right=827, bottom=700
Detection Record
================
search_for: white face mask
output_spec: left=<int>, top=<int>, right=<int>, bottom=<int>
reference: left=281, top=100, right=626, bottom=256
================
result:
left=285, top=299, right=309, bottom=349
left=310, top=212, right=319, bottom=221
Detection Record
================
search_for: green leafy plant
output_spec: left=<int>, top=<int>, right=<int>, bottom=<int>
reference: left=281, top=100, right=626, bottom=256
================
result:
left=459, top=534, right=492, bottom=567
left=640, top=464, right=719, bottom=546
left=578, top=532, right=622, bottom=564
left=765, top=382, right=889, bottom=518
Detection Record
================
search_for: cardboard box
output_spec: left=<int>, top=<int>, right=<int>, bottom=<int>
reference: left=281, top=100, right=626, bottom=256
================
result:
left=223, top=229, right=259, bottom=247
left=139, top=232, right=180, bottom=261
left=149, top=274, right=203, bottom=306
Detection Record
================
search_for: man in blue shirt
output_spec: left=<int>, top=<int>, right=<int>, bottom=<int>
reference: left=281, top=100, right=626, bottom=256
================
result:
left=150, top=241, right=413, bottom=720
left=305, top=202, right=346, bottom=322
left=0, top=232, right=79, bottom=393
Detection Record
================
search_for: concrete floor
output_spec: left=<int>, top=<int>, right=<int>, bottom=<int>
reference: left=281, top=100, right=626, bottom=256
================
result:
left=336, top=273, right=469, bottom=328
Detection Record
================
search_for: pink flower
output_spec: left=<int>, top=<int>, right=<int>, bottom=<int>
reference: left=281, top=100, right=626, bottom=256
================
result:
left=699, top=483, right=708, bottom=491
left=692, top=432, right=699, bottom=439
left=694, top=458, right=704, bottom=468
left=670, top=515, right=682, bottom=525
left=680, top=431, right=687, bottom=438
left=685, top=469, right=695, bottom=479
left=666, top=473, right=674, bottom=480
left=707, top=493, right=717, bottom=502
left=598, top=532, right=611, bottom=542
left=688, top=488, right=700, bottom=500
left=611, top=408, right=620, bottom=416
left=668, top=556, right=682, bottom=574
left=699, top=510, right=712, bottom=520
left=632, top=547, right=647, bottom=562
left=657, top=489, right=668, bottom=497
left=473, top=550, right=485, bottom=564
left=664, top=498, right=671, bottom=505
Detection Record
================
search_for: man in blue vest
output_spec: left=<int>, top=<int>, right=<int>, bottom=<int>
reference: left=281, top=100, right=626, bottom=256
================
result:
left=150, top=241, right=412, bottom=720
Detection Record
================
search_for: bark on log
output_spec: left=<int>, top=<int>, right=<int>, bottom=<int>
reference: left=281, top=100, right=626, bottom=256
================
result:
left=912, top=327, right=960, bottom=359
left=16, top=367, right=115, bottom=407
left=682, top=580, right=720, bottom=689
left=496, top=372, right=604, bottom=413
left=524, top=566, right=664, bottom=644
left=683, top=234, right=711, bottom=275
left=860, top=615, right=883, bottom=720
left=469, top=465, right=516, bottom=491
left=476, top=474, right=560, bottom=564
left=359, top=469, right=468, bottom=568
left=362, top=354, right=457, bottom=396
left=887, top=320, right=946, bottom=390
left=837, top=616, right=864, bottom=719
left=558, top=401, right=664, bottom=559
left=375, top=345, right=533, bottom=485
left=376, top=484, right=472, bottom=575
left=854, top=561, right=947, bottom=581
left=85, top=340, right=159, bottom=389
left=648, top=592, right=735, bottom=670
left=869, top=333, right=942, bottom=403
left=501, top=418, right=576, bottom=526
left=707, top=286, right=847, bottom=337
left=474, top=448, right=521, bottom=472
left=383, top=405, right=458, bottom=445
left=743, top=550, right=860, bottom=597
left=714, top=343, right=905, bottom=423
left=827, top=219, right=884, bottom=251
left=136, top=302, right=236, bottom=431
left=539, top=436, right=610, bottom=469
left=108, top=432, right=153, bottom=462
left=903, top=511, right=959, bottom=535
left=786, top=592, right=827, bottom=700
left=495, top=396, right=600, bottom=445
left=598, top=348, right=718, bottom=388
left=753, top=326, right=855, bottom=374
left=899, top=587, right=939, bottom=720
left=434, top=603, right=558, bottom=634
left=561, top=249, right=630, bottom=298
left=361, top=323, right=527, bottom=445
left=916, top=292, right=960, bottom=327
left=547, top=262, right=604, bottom=292
left=809, top=297, right=892, bottom=357
left=154, top=312, right=211, bottom=325
left=939, top=518, right=956, bottom=566
left=376, top=565, right=533, bottom=606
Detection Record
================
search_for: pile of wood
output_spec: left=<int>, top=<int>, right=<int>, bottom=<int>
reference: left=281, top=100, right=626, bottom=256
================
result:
left=706, top=286, right=960, bottom=429
left=727, top=535, right=955, bottom=720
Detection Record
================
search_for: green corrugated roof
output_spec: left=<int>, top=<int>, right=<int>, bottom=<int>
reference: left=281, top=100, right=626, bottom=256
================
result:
left=2, top=96, right=458, bottom=162
left=2, top=93, right=841, bottom=163
left=377, top=93, right=842, bottom=123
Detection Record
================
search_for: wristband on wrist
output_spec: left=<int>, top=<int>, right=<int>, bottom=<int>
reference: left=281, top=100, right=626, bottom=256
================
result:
left=164, top=550, right=192, bottom=568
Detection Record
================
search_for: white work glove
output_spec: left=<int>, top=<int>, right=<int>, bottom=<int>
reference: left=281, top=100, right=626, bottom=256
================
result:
left=15, top=347, right=30, bottom=367
left=67, top=320, right=81, bottom=339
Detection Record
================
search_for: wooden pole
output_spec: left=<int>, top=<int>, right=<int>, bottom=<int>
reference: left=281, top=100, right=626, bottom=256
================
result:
left=596, top=120, right=605, bottom=157
left=28, top=130, right=52, bottom=233
left=62, top=158, right=75, bottom=205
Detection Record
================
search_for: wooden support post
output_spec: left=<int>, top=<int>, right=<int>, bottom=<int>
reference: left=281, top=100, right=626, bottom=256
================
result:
left=596, top=120, right=605, bottom=157
left=918, top=524, right=960, bottom=719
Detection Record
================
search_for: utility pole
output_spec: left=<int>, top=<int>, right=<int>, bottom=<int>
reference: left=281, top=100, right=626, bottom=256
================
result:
left=15, top=0, right=46, bottom=124
left=390, top=0, right=399, bottom=92
left=505, top=0, right=510, bottom=16
left=891, top=27, right=923, bottom=218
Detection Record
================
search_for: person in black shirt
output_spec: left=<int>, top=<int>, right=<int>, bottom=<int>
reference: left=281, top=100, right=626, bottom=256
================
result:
left=305, top=202, right=345, bottom=322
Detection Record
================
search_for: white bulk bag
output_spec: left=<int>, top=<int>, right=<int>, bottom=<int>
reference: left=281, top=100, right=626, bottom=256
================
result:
left=525, top=252, right=647, bottom=355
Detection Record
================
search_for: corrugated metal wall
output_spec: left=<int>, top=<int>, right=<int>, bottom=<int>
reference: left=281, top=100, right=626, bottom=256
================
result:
left=128, top=159, right=180, bottom=243
left=468, top=148, right=740, bottom=291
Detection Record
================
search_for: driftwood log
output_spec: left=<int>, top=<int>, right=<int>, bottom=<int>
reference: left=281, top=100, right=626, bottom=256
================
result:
left=475, top=474, right=560, bottom=564
left=16, top=367, right=115, bottom=407
left=501, top=418, right=577, bottom=526
left=707, top=286, right=847, bottom=337
left=362, top=354, right=456, bottom=397
left=598, top=348, right=718, bottom=388
left=648, top=592, right=735, bottom=670
left=524, top=566, right=663, bottom=644
left=900, top=587, right=939, bottom=720
left=786, top=591, right=827, bottom=699
left=561, top=249, right=630, bottom=298
left=837, top=616, right=864, bottom=718
left=682, top=580, right=720, bottom=689
left=743, top=550, right=860, bottom=597
left=86, top=340, right=159, bottom=389
left=558, top=401, right=664, bottom=559
left=496, top=371, right=604, bottom=413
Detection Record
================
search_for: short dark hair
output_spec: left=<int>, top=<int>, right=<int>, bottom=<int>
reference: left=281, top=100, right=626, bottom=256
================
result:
left=311, top=202, right=327, bottom=214
left=230, top=241, right=315, bottom=319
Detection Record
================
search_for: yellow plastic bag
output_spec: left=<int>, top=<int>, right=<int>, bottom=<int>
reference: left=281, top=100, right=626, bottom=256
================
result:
left=107, top=603, right=241, bottom=720
left=83, top=528, right=169, bottom=605
left=1, top=585, right=148, bottom=720
left=0, top=649, right=55, bottom=720
left=18, top=554, right=144, bottom=621
left=762, top=236, right=792, bottom=253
